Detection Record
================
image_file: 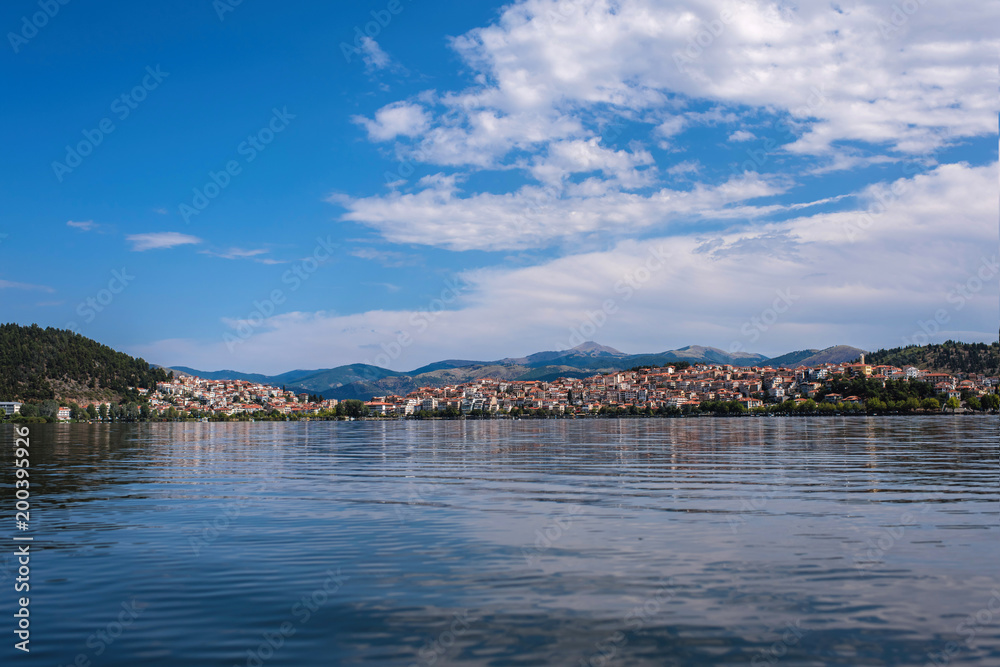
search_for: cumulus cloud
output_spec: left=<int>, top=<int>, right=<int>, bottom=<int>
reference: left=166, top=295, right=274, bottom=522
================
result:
left=331, top=172, right=787, bottom=251
left=340, top=0, right=997, bottom=252
left=141, top=161, right=998, bottom=372
left=437, top=0, right=997, bottom=156
left=354, top=102, right=431, bottom=142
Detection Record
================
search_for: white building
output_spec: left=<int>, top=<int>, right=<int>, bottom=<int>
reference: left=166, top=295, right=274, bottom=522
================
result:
left=1, top=401, right=23, bottom=416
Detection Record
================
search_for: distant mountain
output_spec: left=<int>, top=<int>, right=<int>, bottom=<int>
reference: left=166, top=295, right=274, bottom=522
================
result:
left=169, top=340, right=865, bottom=401
left=767, top=345, right=867, bottom=368
left=169, top=366, right=275, bottom=384
left=407, top=360, right=486, bottom=375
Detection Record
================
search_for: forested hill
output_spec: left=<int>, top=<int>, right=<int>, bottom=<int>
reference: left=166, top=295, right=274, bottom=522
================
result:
left=859, top=341, right=1000, bottom=376
left=0, top=323, right=170, bottom=402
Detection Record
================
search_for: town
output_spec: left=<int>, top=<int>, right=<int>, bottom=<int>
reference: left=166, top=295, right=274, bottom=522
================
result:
left=2, top=354, right=997, bottom=421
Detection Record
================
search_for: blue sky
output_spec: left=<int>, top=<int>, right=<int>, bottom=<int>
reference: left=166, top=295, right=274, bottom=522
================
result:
left=1, top=0, right=997, bottom=374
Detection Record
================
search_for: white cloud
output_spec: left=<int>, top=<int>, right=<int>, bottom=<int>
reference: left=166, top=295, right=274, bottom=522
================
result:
left=365, top=0, right=996, bottom=169
left=529, top=138, right=654, bottom=188
left=354, top=102, right=431, bottom=142
left=666, top=160, right=701, bottom=176
left=67, top=220, right=97, bottom=231
left=143, top=161, right=998, bottom=373
left=0, top=279, right=55, bottom=293
left=331, top=172, right=787, bottom=251
left=359, top=36, right=392, bottom=71
left=127, top=232, right=202, bottom=252
left=350, top=247, right=422, bottom=267
left=337, top=0, right=997, bottom=253
left=199, top=247, right=280, bottom=263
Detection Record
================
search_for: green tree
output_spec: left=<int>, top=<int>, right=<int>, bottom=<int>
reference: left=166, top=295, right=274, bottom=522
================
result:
left=19, top=403, right=39, bottom=418
left=39, top=399, right=60, bottom=420
left=946, top=396, right=960, bottom=413
left=921, top=397, right=940, bottom=411
left=98, top=403, right=108, bottom=420
left=965, top=396, right=981, bottom=411
left=865, top=398, right=887, bottom=413
left=338, top=399, right=369, bottom=419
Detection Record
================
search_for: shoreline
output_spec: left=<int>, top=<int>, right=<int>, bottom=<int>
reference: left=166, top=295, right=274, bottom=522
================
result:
left=3, top=411, right=997, bottom=426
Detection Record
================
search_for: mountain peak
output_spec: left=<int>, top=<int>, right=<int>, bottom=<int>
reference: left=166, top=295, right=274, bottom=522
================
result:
left=570, top=341, right=625, bottom=355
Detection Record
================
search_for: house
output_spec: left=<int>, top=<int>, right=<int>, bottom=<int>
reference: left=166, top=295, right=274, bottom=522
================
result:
left=58, top=406, right=72, bottom=421
left=364, top=401, right=393, bottom=416
left=0, top=401, right=23, bottom=416
left=824, top=393, right=844, bottom=403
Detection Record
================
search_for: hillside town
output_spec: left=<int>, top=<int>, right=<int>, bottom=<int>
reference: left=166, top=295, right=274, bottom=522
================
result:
left=4, top=355, right=996, bottom=421
left=355, top=356, right=998, bottom=416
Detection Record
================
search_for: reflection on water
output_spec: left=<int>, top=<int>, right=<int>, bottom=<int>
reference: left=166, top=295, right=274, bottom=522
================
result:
left=0, top=417, right=997, bottom=666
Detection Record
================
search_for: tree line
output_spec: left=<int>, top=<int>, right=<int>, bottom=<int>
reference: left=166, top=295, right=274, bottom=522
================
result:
left=0, top=323, right=170, bottom=401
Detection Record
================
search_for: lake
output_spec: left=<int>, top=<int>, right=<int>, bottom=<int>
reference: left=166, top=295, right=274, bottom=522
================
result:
left=1, top=417, right=997, bottom=666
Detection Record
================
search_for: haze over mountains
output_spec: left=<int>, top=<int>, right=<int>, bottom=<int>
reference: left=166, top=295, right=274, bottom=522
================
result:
left=171, top=342, right=866, bottom=401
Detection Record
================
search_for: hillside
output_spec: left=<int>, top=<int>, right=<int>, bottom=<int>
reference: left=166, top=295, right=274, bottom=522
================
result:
left=170, top=342, right=777, bottom=400
left=768, top=345, right=867, bottom=368
left=861, top=341, right=1000, bottom=376
left=168, top=341, right=855, bottom=400
left=0, top=323, right=170, bottom=403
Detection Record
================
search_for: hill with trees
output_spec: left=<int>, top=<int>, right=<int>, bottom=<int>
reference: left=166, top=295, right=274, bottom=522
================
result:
left=858, top=341, right=1000, bottom=376
left=0, top=323, right=170, bottom=403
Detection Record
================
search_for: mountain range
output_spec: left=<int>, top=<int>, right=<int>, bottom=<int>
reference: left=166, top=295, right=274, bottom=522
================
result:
left=171, top=342, right=867, bottom=401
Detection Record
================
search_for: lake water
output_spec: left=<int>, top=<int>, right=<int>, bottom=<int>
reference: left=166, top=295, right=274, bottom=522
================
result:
left=1, top=417, right=997, bottom=666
